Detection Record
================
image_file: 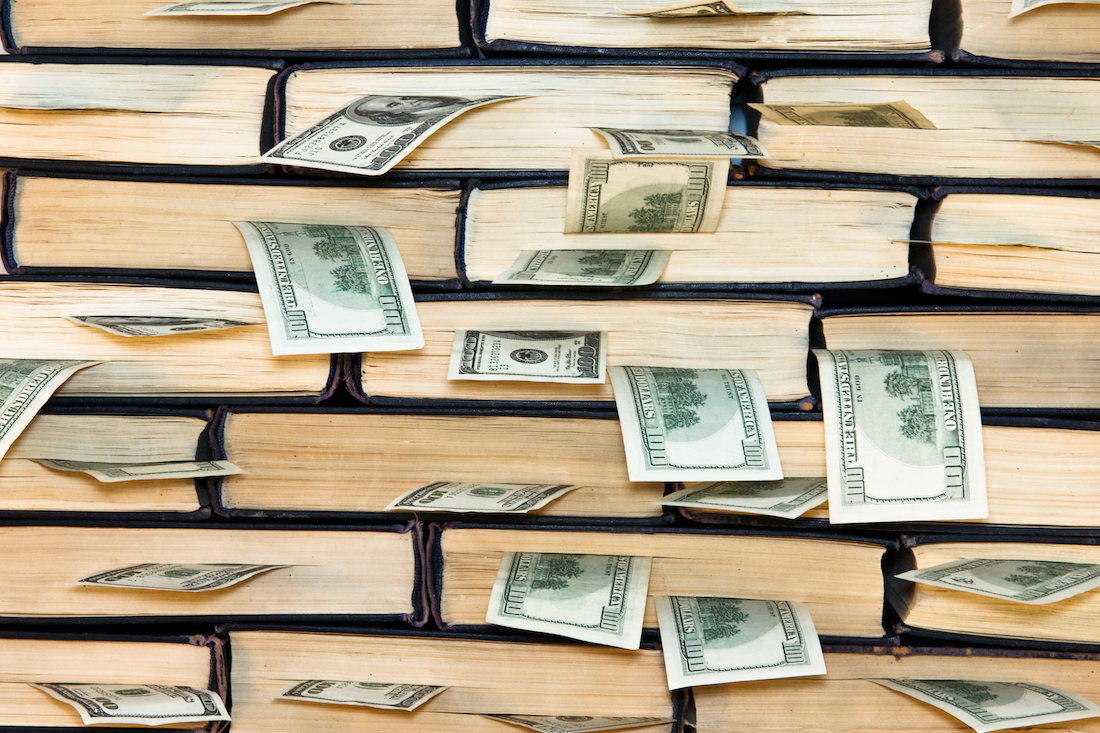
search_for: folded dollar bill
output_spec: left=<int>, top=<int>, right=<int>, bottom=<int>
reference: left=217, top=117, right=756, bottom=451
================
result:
left=234, top=221, right=422, bottom=355
left=385, top=482, right=580, bottom=513
left=872, top=679, right=1100, bottom=733
left=146, top=0, right=318, bottom=14
left=896, top=558, right=1100, bottom=605
left=448, top=331, right=606, bottom=384
left=486, top=552, right=651, bottom=649
left=31, top=458, right=243, bottom=483
left=564, top=150, right=728, bottom=233
left=483, top=715, right=675, bottom=733
left=592, top=128, right=769, bottom=159
left=65, top=315, right=256, bottom=337
left=31, top=683, right=230, bottom=726
left=260, top=94, right=524, bottom=176
left=659, top=478, right=827, bottom=519
left=277, top=680, right=447, bottom=710
left=625, top=0, right=814, bottom=16
left=750, top=101, right=936, bottom=129
left=0, top=359, right=103, bottom=465
left=610, top=366, right=782, bottom=482
left=655, top=596, right=826, bottom=689
left=1008, top=0, right=1098, bottom=18
left=493, top=250, right=670, bottom=287
left=77, top=563, right=288, bottom=592
left=814, top=349, right=987, bottom=524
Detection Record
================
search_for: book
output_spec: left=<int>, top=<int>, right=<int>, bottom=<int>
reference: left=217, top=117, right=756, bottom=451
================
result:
left=0, top=58, right=276, bottom=171
left=678, top=414, right=1100, bottom=531
left=473, top=0, right=937, bottom=58
left=461, top=180, right=919, bottom=289
left=818, top=305, right=1100, bottom=411
left=1, top=172, right=462, bottom=284
left=276, top=60, right=741, bottom=175
left=2, top=0, right=464, bottom=56
left=694, top=644, right=1100, bottom=733
left=751, top=69, right=1100, bottom=182
left=0, top=631, right=223, bottom=730
left=954, top=0, right=1100, bottom=64
left=923, top=187, right=1100, bottom=299
left=2, top=406, right=214, bottom=518
left=429, top=523, right=892, bottom=640
left=0, top=280, right=336, bottom=400
left=227, top=628, right=680, bottom=733
left=0, top=523, right=421, bottom=623
left=352, top=293, right=816, bottom=408
left=214, top=407, right=669, bottom=522
left=895, top=534, right=1100, bottom=647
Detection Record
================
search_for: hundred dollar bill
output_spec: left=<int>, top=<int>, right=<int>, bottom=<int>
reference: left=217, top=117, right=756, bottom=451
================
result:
left=660, top=478, right=827, bottom=519
left=493, top=250, right=670, bottom=287
left=145, top=0, right=317, bottom=14
left=610, top=366, right=782, bottom=482
left=77, top=563, right=287, bottom=591
left=626, top=0, right=813, bottom=16
left=277, top=680, right=446, bottom=710
left=655, top=596, right=826, bottom=689
left=448, top=331, right=606, bottom=384
left=260, top=94, right=524, bottom=176
left=31, top=683, right=230, bottom=726
left=592, top=128, right=769, bottom=159
left=814, top=349, right=987, bottom=524
left=1008, top=0, right=1100, bottom=17
left=872, top=679, right=1100, bottom=733
left=31, top=458, right=243, bottom=483
left=64, top=315, right=255, bottom=337
left=483, top=715, right=675, bottom=733
left=896, top=558, right=1100, bottom=605
left=234, top=222, right=422, bottom=355
left=486, top=552, right=651, bottom=649
left=385, top=482, right=580, bottom=513
left=0, top=359, right=102, bottom=465
left=564, top=150, right=728, bottom=233
left=750, top=101, right=937, bottom=129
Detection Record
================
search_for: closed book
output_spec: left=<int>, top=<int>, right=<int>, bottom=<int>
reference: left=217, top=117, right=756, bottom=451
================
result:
left=694, top=644, right=1100, bottom=733
left=460, top=179, right=922, bottom=291
left=213, top=406, right=670, bottom=524
left=2, top=0, right=465, bottom=57
left=751, top=68, right=1100, bottom=184
left=275, top=59, right=741, bottom=177
left=350, top=292, right=817, bottom=409
left=0, top=522, right=423, bottom=625
left=428, top=522, right=894, bottom=642
left=472, top=0, right=938, bottom=59
left=2, top=404, right=214, bottom=519
left=0, top=279, right=336, bottom=402
left=226, top=627, right=682, bottom=733
left=953, top=0, right=1100, bottom=65
left=0, top=171, right=462, bottom=286
left=893, top=533, right=1100, bottom=648
left=0, top=57, right=278, bottom=173
left=0, top=631, right=225, bottom=732
left=818, top=303, right=1100, bottom=413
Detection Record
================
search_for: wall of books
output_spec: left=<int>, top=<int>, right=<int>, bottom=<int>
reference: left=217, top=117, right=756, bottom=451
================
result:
left=2, top=0, right=1100, bottom=731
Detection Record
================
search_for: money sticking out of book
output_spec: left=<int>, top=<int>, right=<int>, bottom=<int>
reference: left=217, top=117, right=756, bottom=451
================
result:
left=31, top=458, right=243, bottom=483
left=31, top=683, right=231, bottom=726
left=484, top=716, right=676, bottom=733
left=655, top=596, right=826, bottom=689
left=234, top=221, right=423, bottom=355
left=814, top=348, right=987, bottom=524
left=385, top=482, right=581, bottom=514
left=749, top=100, right=936, bottom=129
left=276, top=681, right=447, bottom=710
left=77, top=563, right=288, bottom=592
left=592, top=127, right=769, bottom=159
left=564, top=150, right=728, bottom=233
left=486, top=552, right=651, bottom=649
left=626, top=0, right=815, bottom=16
left=0, top=359, right=103, bottom=464
left=146, top=0, right=318, bottom=14
left=610, top=366, right=783, bottom=482
left=492, top=250, right=670, bottom=287
left=64, top=314, right=257, bottom=337
left=660, top=478, right=827, bottom=519
left=896, top=558, right=1100, bottom=605
left=260, top=94, right=526, bottom=175
left=448, top=331, right=607, bottom=384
